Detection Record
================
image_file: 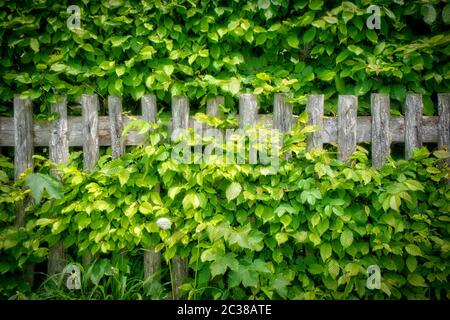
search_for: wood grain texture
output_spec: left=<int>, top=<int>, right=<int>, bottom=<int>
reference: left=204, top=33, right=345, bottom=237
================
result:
left=13, top=95, right=35, bottom=286
left=0, top=115, right=442, bottom=146
left=48, top=96, right=68, bottom=275
left=143, top=246, right=161, bottom=280
left=207, top=96, right=224, bottom=118
left=81, top=95, right=99, bottom=267
left=13, top=95, right=33, bottom=182
left=82, top=94, right=99, bottom=171
left=141, top=95, right=157, bottom=122
left=141, top=94, right=162, bottom=282
left=338, top=95, right=358, bottom=162
left=170, top=96, right=189, bottom=299
left=108, top=96, right=124, bottom=159
left=438, top=94, right=450, bottom=150
left=239, top=94, right=258, bottom=164
left=13, top=95, right=33, bottom=228
left=273, top=93, right=293, bottom=159
left=371, top=94, right=390, bottom=169
left=239, top=94, right=258, bottom=129
left=273, top=93, right=293, bottom=133
left=438, top=94, right=450, bottom=166
left=172, top=256, right=188, bottom=300
left=306, top=94, right=324, bottom=150
left=171, top=96, right=189, bottom=140
left=405, top=94, right=423, bottom=159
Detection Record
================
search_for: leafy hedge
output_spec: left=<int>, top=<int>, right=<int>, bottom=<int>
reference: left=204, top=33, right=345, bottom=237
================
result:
left=0, top=116, right=449, bottom=299
left=1, top=0, right=449, bottom=116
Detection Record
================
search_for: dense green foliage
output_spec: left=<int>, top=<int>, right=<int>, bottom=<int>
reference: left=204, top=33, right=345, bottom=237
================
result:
left=0, top=0, right=449, bottom=116
left=1, top=115, right=449, bottom=300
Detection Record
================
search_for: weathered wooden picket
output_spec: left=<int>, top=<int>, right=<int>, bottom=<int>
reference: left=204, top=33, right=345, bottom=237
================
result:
left=1, top=92, right=449, bottom=298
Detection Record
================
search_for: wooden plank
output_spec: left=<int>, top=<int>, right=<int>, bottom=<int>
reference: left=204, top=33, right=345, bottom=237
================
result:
left=371, top=94, right=390, bottom=169
left=438, top=93, right=450, bottom=166
left=48, top=96, right=68, bottom=275
left=141, top=95, right=162, bottom=282
left=143, top=247, right=161, bottom=281
left=273, top=93, right=293, bottom=160
left=170, top=96, right=189, bottom=300
left=49, top=96, right=69, bottom=168
left=171, top=96, right=189, bottom=139
left=82, top=94, right=99, bottom=171
left=405, top=94, right=423, bottom=159
left=207, top=96, right=224, bottom=118
left=239, top=94, right=258, bottom=164
left=438, top=94, right=450, bottom=150
left=13, top=95, right=33, bottom=183
left=14, top=95, right=33, bottom=227
left=13, top=94, right=35, bottom=286
left=306, top=94, right=324, bottom=150
left=0, top=115, right=443, bottom=146
left=239, top=94, right=258, bottom=129
left=172, top=256, right=187, bottom=300
left=81, top=94, right=99, bottom=267
left=108, top=96, right=124, bottom=159
left=204, top=97, right=224, bottom=163
left=142, top=95, right=158, bottom=123
left=273, top=93, right=293, bottom=133
left=338, top=95, right=358, bottom=162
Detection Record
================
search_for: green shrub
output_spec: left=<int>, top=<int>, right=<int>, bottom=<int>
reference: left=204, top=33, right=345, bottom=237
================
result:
left=0, top=116, right=449, bottom=299
left=0, top=0, right=449, bottom=116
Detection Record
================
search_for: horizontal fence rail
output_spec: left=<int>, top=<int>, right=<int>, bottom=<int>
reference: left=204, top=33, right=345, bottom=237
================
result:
left=0, top=94, right=448, bottom=148
left=1, top=92, right=449, bottom=298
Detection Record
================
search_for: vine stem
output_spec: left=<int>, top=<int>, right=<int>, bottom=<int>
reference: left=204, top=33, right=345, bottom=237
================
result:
left=168, top=258, right=174, bottom=300
left=193, top=241, right=200, bottom=300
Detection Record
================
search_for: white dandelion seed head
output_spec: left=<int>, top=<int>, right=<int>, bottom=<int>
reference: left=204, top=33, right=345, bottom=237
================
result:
left=156, top=217, right=172, bottom=230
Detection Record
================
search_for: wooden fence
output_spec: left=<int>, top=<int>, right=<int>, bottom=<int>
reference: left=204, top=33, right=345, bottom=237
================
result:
left=1, top=92, right=449, bottom=298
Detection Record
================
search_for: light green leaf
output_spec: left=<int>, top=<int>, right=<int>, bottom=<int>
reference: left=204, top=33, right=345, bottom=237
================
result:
left=328, top=260, right=340, bottom=279
left=183, top=192, right=201, bottom=210
left=162, top=64, right=174, bottom=77
left=340, top=229, right=354, bottom=248
left=443, top=4, right=450, bottom=24
left=406, top=256, right=417, bottom=272
left=287, top=35, right=299, bottom=48
left=118, top=168, right=130, bottom=186
left=226, top=182, right=242, bottom=201
left=139, top=202, right=153, bottom=215
left=421, top=5, right=436, bottom=25
left=407, top=273, right=426, bottom=287
left=348, top=45, right=364, bottom=55
left=30, top=38, right=39, bottom=52
left=320, top=243, right=332, bottom=261
left=405, top=244, right=422, bottom=256
left=275, top=232, right=288, bottom=245
left=110, top=35, right=130, bottom=47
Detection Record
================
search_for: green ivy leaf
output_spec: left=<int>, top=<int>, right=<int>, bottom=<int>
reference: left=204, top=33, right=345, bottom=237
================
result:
left=287, top=34, right=299, bottom=48
left=421, top=5, right=436, bottom=25
left=303, top=27, right=316, bottom=44
left=407, top=273, right=426, bottom=287
left=210, top=252, right=239, bottom=277
left=226, top=182, right=242, bottom=201
left=320, top=243, right=332, bottom=262
left=24, top=173, right=63, bottom=204
left=443, top=4, right=450, bottom=24
left=406, top=256, right=417, bottom=272
left=340, top=229, right=354, bottom=248
left=118, top=168, right=130, bottom=186
left=405, top=244, right=422, bottom=257
left=328, top=260, right=340, bottom=279
left=30, top=38, right=39, bottom=53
